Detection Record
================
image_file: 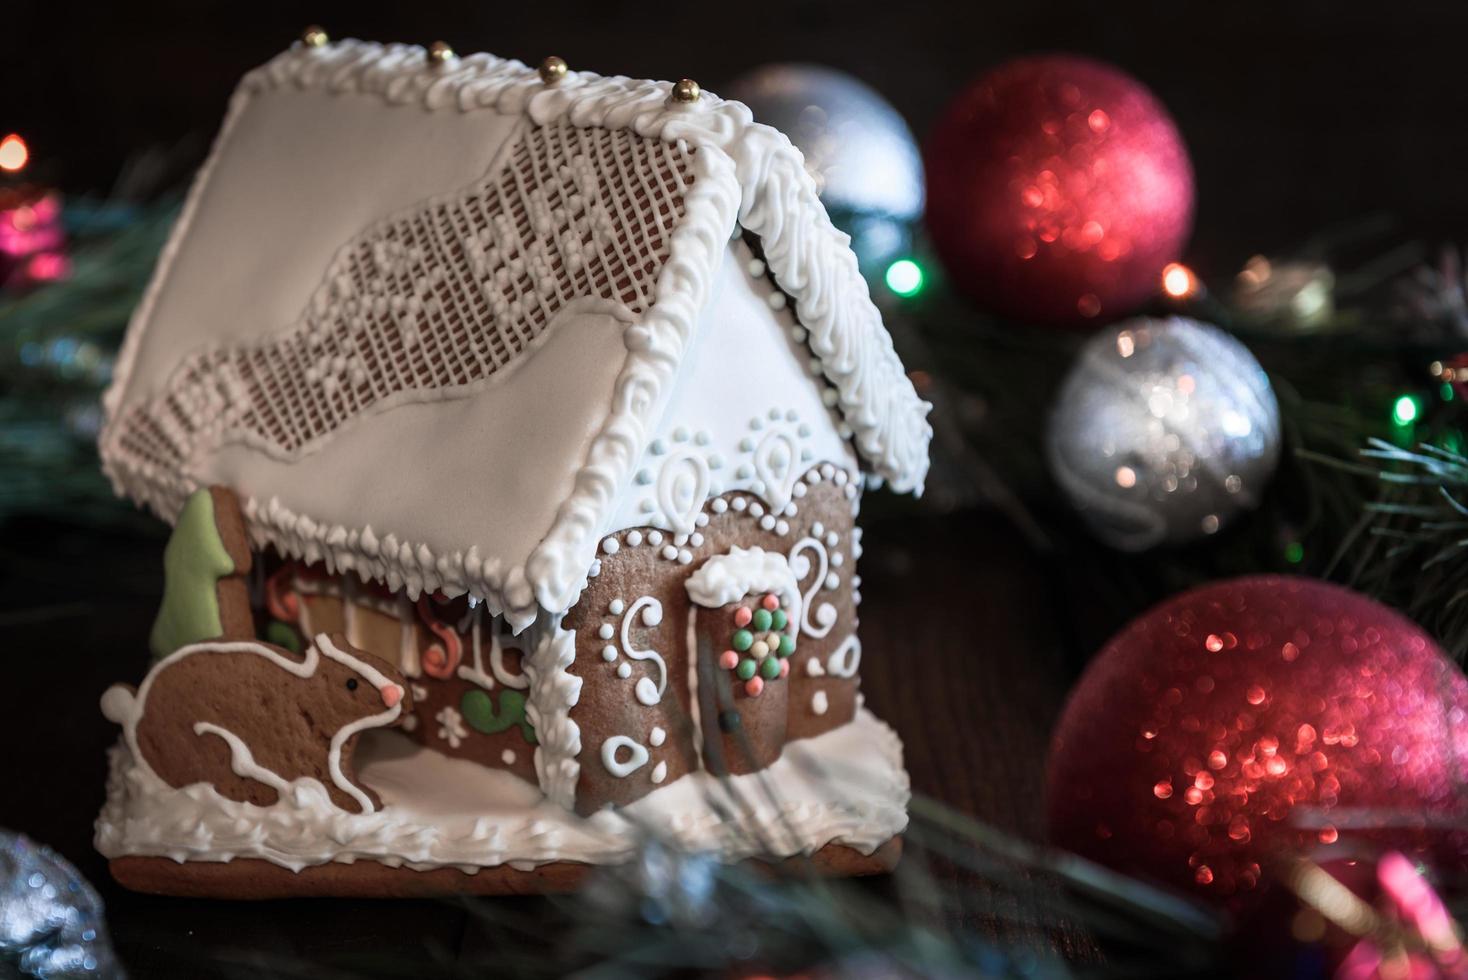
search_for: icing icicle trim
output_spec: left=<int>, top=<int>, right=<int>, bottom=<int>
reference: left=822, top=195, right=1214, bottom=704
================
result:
left=684, top=545, right=801, bottom=615
left=99, top=37, right=929, bottom=630
left=520, top=618, right=582, bottom=810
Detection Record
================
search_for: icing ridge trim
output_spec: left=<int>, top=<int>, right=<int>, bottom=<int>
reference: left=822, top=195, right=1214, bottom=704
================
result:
left=99, top=38, right=931, bottom=628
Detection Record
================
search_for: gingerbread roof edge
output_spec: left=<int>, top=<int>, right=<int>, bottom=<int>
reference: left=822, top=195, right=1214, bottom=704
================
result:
left=244, top=39, right=931, bottom=494
left=99, top=38, right=932, bottom=626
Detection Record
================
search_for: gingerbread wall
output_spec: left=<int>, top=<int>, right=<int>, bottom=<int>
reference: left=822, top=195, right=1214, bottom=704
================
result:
left=563, top=463, right=862, bottom=815
left=255, top=567, right=541, bottom=786
left=254, top=461, right=862, bottom=816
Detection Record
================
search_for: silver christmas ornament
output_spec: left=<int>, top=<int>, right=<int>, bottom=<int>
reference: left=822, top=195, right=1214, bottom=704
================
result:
left=1047, top=317, right=1281, bottom=551
left=0, top=831, right=121, bottom=978
left=722, top=64, right=923, bottom=272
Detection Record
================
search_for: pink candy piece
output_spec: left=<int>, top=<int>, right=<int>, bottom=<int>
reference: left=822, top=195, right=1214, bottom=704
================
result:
left=745, top=676, right=765, bottom=697
left=381, top=684, right=404, bottom=708
left=779, top=659, right=790, bottom=678
left=733, top=607, right=753, bottom=628
left=761, top=594, right=779, bottom=611
left=719, top=650, right=739, bottom=670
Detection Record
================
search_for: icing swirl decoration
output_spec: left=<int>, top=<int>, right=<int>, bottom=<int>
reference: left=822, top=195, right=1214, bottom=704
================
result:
left=752, top=425, right=802, bottom=513
left=827, top=634, right=861, bottom=679
left=655, top=447, right=710, bottom=537
left=601, top=735, right=650, bottom=778
left=416, top=595, right=464, bottom=679
left=618, top=596, right=667, bottom=707
left=788, top=537, right=838, bottom=639
left=458, top=605, right=531, bottom=691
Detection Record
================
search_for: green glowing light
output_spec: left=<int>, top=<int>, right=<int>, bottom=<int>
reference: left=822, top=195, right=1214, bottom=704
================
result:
left=1392, top=394, right=1422, bottom=426
left=884, top=258, right=924, bottom=298
left=1284, top=541, right=1304, bottom=565
left=1443, top=382, right=1456, bottom=402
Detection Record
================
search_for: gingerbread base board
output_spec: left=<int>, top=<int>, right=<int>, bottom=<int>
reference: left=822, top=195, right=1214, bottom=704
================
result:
left=110, top=837, right=901, bottom=899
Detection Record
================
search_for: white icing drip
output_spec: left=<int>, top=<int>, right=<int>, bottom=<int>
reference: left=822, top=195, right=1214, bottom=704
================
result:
left=97, top=708, right=907, bottom=872
left=683, top=545, right=800, bottom=615
left=618, top=597, right=668, bottom=707
left=192, top=721, right=295, bottom=797
left=811, top=691, right=829, bottom=716
left=601, top=736, right=650, bottom=778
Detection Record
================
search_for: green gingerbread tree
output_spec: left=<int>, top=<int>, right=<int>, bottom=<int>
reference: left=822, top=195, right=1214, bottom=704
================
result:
left=148, top=488, right=239, bottom=659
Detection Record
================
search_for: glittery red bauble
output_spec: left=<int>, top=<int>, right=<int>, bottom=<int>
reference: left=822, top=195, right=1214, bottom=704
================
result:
left=925, top=55, right=1194, bottom=325
left=1047, top=577, right=1468, bottom=908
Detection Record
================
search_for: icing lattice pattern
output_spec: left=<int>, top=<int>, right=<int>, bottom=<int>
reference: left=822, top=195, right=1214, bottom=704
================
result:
left=111, top=120, right=694, bottom=488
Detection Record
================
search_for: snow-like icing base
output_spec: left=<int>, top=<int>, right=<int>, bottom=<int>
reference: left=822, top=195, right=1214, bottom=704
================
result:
left=95, top=708, right=908, bottom=874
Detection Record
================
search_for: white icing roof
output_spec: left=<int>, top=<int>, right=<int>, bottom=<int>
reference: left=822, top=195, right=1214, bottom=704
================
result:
left=100, top=39, right=931, bottom=627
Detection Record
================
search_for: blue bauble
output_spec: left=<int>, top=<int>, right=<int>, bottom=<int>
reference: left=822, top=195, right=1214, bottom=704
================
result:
left=0, top=831, right=121, bottom=978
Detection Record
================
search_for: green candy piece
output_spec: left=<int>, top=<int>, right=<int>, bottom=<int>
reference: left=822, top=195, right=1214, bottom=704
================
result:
left=264, top=620, right=302, bottom=653
left=771, top=609, right=788, bottom=631
left=732, top=629, right=754, bottom=652
left=461, top=688, right=538, bottom=745
left=759, top=656, right=781, bottom=680
left=149, top=488, right=235, bottom=660
left=751, top=608, right=773, bottom=632
left=736, top=658, right=757, bottom=681
left=777, top=633, right=796, bottom=657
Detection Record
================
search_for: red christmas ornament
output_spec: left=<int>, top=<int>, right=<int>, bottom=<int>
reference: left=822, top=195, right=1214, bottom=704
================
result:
left=925, top=55, right=1194, bottom=325
left=1047, top=577, right=1468, bottom=909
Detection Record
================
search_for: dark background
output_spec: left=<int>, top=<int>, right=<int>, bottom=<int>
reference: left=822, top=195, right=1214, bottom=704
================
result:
left=5, top=0, right=1468, bottom=283
left=0, top=2, right=1459, bottom=973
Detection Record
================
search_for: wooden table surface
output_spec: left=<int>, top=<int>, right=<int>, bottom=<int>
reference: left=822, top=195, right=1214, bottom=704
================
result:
left=0, top=506, right=1115, bottom=976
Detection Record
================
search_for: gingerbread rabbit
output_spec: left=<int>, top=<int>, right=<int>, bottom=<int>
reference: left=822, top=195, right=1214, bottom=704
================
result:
left=103, top=632, right=410, bottom=814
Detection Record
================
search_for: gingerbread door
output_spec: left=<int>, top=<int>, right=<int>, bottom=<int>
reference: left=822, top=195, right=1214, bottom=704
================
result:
left=684, top=547, right=801, bottom=776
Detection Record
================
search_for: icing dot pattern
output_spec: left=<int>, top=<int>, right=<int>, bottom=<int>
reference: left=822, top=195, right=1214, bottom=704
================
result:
left=722, top=592, right=796, bottom=698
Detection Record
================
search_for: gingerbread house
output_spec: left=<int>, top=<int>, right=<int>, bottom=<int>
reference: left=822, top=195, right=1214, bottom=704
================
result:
left=94, top=35, right=931, bottom=896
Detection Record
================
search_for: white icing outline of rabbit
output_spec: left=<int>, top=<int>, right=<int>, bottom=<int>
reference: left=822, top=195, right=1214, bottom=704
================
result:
left=101, top=633, right=402, bottom=813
